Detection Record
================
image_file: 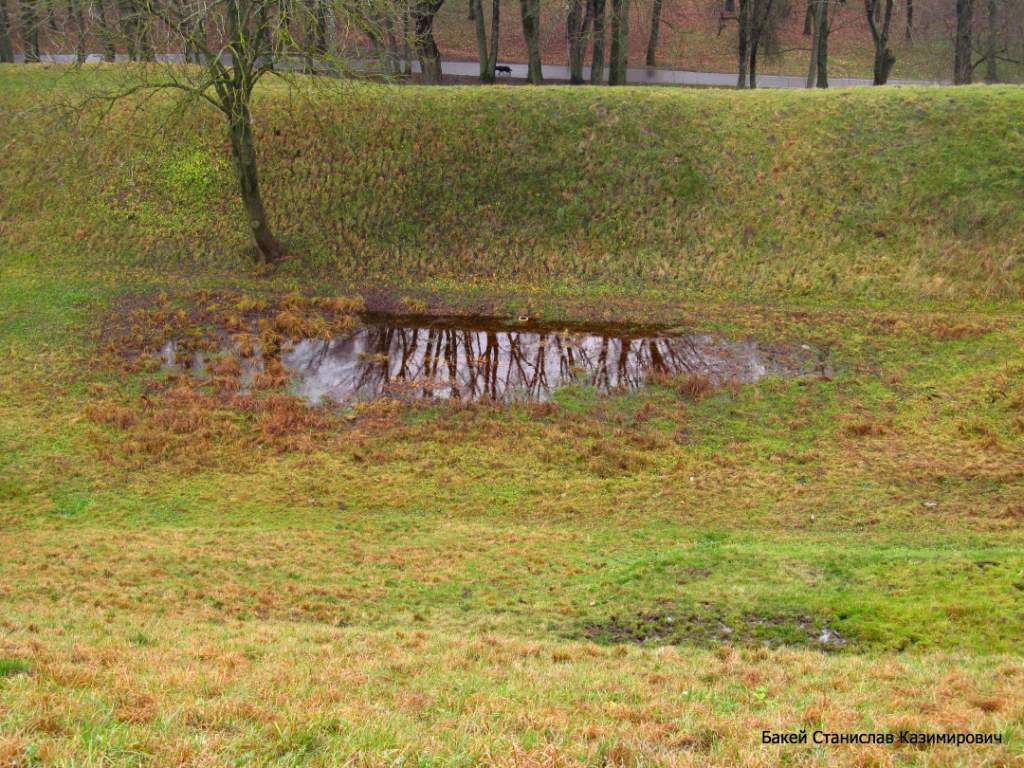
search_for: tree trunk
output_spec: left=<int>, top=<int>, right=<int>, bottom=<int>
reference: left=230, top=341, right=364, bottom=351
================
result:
left=68, top=0, right=87, bottom=63
left=866, top=0, right=894, bottom=84
left=905, top=0, right=912, bottom=39
left=953, top=0, right=974, bottom=83
left=749, top=34, right=759, bottom=87
left=383, top=15, right=400, bottom=74
left=228, top=99, right=285, bottom=264
left=737, top=0, right=749, bottom=87
left=487, top=0, right=499, bottom=75
left=0, top=0, right=13, bottom=63
left=645, top=0, right=661, bottom=66
left=984, top=0, right=998, bottom=82
left=567, top=0, right=593, bottom=83
left=414, top=0, right=444, bottom=83
left=96, top=0, right=117, bottom=62
left=802, top=0, right=812, bottom=34
left=474, top=0, right=499, bottom=81
left=815, top=0, right=829, bottom=87
left=590, top=0, right=606, bottom=82
left=20, top=0, right=39, bottom=62
left=872, top=41, right=895, bottom=83
left=608, top=0, right=628, bottom=83
left=519, top=0, right=543, bottom=83
left=806, top=0, right=819, bottom=85
left=403, top=9, right=413, bottom=75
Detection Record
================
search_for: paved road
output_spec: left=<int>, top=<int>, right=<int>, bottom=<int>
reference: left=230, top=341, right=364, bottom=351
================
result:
left=426, top=58, right=943, bottom=87
left=12, top=52, right=944, bottom=88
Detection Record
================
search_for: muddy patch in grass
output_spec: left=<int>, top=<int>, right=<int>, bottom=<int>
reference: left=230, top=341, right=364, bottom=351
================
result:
left=156, top=313, right=832, bottom=406
left=573, top=607, right=849, bottom=651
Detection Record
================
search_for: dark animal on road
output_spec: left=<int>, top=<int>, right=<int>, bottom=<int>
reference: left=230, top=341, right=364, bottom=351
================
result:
left=495, top=65, right=512, bottom=76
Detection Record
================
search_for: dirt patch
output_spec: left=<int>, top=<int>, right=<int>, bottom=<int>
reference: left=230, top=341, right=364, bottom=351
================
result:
left=574, top=606, right=849, bottom=651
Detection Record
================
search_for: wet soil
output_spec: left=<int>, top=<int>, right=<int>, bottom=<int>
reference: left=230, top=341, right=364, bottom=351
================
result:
left=575, top=606, right=849, bottom=650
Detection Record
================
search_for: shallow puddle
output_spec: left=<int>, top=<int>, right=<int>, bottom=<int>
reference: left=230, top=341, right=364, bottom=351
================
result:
left=162, top=316, right=830, bottom=405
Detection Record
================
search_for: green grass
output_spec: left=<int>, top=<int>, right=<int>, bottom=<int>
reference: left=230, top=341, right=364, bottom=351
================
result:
left=0, top=659, right=31, bottom=678
left=1, top=66, right=1023, bottom=765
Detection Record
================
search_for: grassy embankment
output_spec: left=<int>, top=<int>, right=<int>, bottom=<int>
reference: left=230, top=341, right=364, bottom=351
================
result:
left=1, top=66, right=1023, bottom=765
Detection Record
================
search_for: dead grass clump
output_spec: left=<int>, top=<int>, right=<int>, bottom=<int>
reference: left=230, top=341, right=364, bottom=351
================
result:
left=526, top=401, right=559, bottom=418
left=273, top=310, right=328, bottom=339
left=843, top=418, right=889, bottom=437
left=86, top=402, right=137, bottom=430
left=648, top=371, right=714, bottom=400
left=114, top=692, right=158, bottom=724
left=924, top=319, right=993, bottom=341
left=315, top=296, right=366, bottom=315
left=234, top=333, right=258, bottom=357
left=957, top=418, right=997, bottom=440
left=234, top=295, right=268, bottom=313
left=587, top=440, right=651, bottom=477
left=211, top=355, right=241, bottom=377
left=153, top=406, right=210, bottom=436
left=253, top=358, right=289, bottom=390
left=258, top=395, right=333, bottom=440
left=399, top=296, right=428, bottom=314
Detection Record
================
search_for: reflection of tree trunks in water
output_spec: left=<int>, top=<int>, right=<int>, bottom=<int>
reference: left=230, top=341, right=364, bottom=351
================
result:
left=648, top=340, right=666, bottom=378
left=485, top=333, right=499, bottom=400
left=616, top=339, right=631, bottom=388
left=286, top=326, right=789, bottom=403
left=444, top=332, right=460, bottom=398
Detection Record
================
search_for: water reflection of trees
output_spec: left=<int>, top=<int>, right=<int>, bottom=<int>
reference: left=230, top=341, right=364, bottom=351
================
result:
left=284, top=326, right=785, bottom=404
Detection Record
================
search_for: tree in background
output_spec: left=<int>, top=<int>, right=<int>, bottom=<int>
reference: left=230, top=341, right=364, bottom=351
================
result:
left=519, top=0, right=542, bottom=82
left=984, top=0, right=999, bottom=80
left=472, top=0, right=498, bottom=80
left=737, top=0, right=749, bottom=85
left=0, top=0, right=14, bottom=62
left=806, top=0, right=830, bottom=86
left=412, top=0, right=444, bottom=82
left=607, top=0, right=627, bottom=82
left=865, top=0, right=896, bottom=83
left=954, top=0, right=974, bottom=81
left=736, top=0, right=785, bottom=87
left=567, top=0, right=593, bottom=83
left=646, top=0, right=662, bottom=65
left=590, top=0, right=606, bottom=82
left=19, top=0, right=40, bottom=61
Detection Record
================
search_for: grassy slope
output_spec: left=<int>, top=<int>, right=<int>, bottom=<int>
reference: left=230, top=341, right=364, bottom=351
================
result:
left=1, top=67, right=1024, bottom=765
left=3, top=66, right=1023, bottom=307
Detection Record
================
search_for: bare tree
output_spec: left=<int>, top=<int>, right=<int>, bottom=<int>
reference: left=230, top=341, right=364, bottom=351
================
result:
left=412, top=0, right=444, bottom=82
left=865, top=0, right=896, bottom=83
left=984, top=0, right=998, bottom=80
left=519, top=0, right=543, bottom=82
left=20, top=0, right=41, bottom=61
left=806, top=0, right=830, bottom=86
left=0, top=0, right=14, bottom=62
left=73, top=0, right=395, bottom=263
left=954, top=0, right=974, bottom=82
left=607, top=0, right=627, bottom=82
left=737, top=0, right=749, bottom=86
left=645, top=0, right=661, bottom=65
left=567, top=0, right=593, bottom=83
left=473, top=0, right=498, bottom=81
left=590, top=0, right=605, bottom=82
